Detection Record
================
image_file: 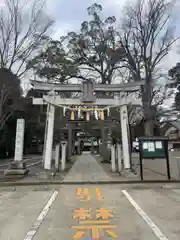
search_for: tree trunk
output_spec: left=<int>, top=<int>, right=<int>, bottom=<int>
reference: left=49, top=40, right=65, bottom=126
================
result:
left=143, top=105, right=154, bottom=136
left=141, top=84, right=154, bottom=137
left=144, top=120, right=154, bottom=136
left=100, top=127, right=109, bottom=161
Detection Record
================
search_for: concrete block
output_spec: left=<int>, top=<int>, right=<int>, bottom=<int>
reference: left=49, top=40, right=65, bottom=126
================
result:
left=8, top=161, right=26, bottom=169
left=4, top=161, right=29, bottom=176
left=37, top=170, right=55, bottom=180
left=4, top=168, right=29, bottom=176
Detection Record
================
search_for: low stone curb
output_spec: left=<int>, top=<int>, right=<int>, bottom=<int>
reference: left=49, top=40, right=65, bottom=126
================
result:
left=0, top=179, right=180, bottom=187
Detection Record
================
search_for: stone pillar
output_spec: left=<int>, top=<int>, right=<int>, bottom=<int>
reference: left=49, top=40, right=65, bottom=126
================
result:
left=91, top=139, right=94, bottom=154
left=68, top=123, right=73, bottom=159
left=117, top=143, right=122, bottom=173
left=108, top=126, right=112, bottom=150
left=61, top=141, right=67, bottom=171
left=111, top=144, right=116, bottom=172
left=5, top=119, right=28, bottom=176
left=44, top=104, right=55, bottom=170
left=14, top=119, right=25, bottom=161
left=101, top=127, right=106, bottom=148
left=86, top=111, right=90, bottom=121
left=55, top=143, right=60, bottom=170
left=120, top=105, right=130, bottom=169
left=115, top=144, right=118, bottom=160
left=101, top=127, right=109, bottom=160
left=77, top=138, right=81, bottom=155
left=72, top=129, right=76, bottom=155
left=96, top=138, right=99, bottom=154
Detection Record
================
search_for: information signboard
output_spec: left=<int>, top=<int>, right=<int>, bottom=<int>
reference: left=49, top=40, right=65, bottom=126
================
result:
left=138, top=136, right=170, bottom=180
left=141, top=140, right=165, bottom=158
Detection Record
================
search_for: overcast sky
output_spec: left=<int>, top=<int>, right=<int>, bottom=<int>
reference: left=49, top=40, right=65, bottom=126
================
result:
left=45, top=0, right=180, bottom=67
left=45, top=0, right=128, bottom=38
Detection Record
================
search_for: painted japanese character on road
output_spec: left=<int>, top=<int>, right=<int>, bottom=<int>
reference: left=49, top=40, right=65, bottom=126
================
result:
left=72, top=208, right=117, bottom=239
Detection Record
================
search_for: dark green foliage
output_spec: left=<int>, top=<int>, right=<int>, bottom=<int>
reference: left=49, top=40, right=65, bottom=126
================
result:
left=0, top=68, right=23, bottom=158
left=28, top=3, right=125, bottom=84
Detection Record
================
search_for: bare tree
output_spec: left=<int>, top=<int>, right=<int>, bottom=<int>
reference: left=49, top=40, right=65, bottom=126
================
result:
left=0, top=0, right=53, bottom=78
left=119, top=0, right=179, bottom=136
left=0, top=68, right=23, bottom=131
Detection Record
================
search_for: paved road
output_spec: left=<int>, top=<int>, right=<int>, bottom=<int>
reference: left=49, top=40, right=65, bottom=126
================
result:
left=0, top=153, right=180, bottom=240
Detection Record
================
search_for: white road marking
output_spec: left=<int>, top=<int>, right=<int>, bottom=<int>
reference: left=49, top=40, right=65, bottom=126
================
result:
left=0, top=156, right=41, bottom=167
left=23, top=191, right=58, bottom=240
left=27, top=160, right=42, bottom=167
left=0, top=162, right=12, bottom=167
left=122, top=190, right=169, bottom=240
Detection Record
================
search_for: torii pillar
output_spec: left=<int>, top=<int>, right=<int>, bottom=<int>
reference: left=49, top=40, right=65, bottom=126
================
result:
left=67, top=123, right=73, bottom=159
left=120, top=105, right=130, bottom=169
left=114, top=93, right=131, bottom=170
left=43, top=102, right=55, bottom=170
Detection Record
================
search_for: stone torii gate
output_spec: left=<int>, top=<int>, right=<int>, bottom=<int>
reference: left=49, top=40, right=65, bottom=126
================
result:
left=31, top=80, right=144, bottom=172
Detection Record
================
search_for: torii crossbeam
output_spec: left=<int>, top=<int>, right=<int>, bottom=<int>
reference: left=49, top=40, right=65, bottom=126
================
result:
left=31, top=80, right=145, bottom=92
